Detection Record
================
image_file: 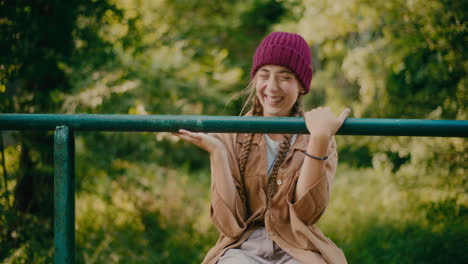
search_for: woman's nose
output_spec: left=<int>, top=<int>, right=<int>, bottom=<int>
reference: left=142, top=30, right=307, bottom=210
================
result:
left=265, top=77, right=279, bottom=91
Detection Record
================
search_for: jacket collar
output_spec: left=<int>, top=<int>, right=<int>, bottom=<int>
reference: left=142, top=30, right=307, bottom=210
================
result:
left=236, top=110, right=308, bottom=159
left=237, top=133, right=309, bottom=166
left=236, top=133, right=308, bottom=153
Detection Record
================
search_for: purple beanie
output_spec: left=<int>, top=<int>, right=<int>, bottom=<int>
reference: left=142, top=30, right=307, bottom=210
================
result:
left=251, top=32, right=313, bottom=93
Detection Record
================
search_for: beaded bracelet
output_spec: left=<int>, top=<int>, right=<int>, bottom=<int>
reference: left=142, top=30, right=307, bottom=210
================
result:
left=301, top=150, right=328, bottom=160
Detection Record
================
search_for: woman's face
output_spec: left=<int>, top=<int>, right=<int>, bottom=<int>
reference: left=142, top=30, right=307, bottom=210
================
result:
left=255, top=65, right=304, bottom=117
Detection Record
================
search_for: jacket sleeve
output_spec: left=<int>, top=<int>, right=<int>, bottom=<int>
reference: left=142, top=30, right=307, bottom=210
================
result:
left=286, top=136, right=338, bottom=226
left=209, top=133, right=247, bottom=238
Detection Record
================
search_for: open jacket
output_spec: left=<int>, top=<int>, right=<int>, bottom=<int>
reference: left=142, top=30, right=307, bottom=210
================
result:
left=202, top=132, right=347, bottom=264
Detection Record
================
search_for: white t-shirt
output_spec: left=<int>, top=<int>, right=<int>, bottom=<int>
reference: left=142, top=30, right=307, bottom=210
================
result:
left=264, top=134, right=297, bottom=177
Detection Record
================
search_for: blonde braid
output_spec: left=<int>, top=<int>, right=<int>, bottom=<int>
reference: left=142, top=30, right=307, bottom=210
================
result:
left=238, top=97, right=263, bottom=203
left=239, top=134, right=254, bottom=178
left=238, top=86, right=304, bottom=203
left=267, top=96, right=303, bottom=198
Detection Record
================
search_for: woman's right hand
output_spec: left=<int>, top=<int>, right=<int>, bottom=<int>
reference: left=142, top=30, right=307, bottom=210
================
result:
left=172, top=129, right=225, bottom=154
left=304, top=107, right=350, bottom=138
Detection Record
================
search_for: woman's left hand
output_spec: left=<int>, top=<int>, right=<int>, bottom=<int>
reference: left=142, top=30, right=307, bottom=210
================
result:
left=304, top=107, right=350, bottom=138
left=172, top=129, right=225, bottom=154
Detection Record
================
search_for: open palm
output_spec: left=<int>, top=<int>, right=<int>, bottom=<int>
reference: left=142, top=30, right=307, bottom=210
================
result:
left=173, top=129, right=224, bottom=154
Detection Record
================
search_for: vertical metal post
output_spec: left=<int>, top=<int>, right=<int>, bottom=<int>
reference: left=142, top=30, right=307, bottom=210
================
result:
left=54, top=126, right=75, bottom=264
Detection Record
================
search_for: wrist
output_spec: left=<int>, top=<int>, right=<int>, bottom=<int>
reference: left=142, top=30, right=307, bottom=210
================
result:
left=211, top=146, right=228, bottom=159
left=306, top=134, right=330, bottom=157
left=309, top=132, right=332, bottom=139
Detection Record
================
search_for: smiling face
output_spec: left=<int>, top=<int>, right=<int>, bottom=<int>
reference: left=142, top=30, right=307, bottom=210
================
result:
left=255, top=65, right=304, bottom=117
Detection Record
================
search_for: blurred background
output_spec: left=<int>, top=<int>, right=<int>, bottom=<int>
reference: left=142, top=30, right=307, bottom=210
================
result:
left=0, top=0, right=466, bottom=263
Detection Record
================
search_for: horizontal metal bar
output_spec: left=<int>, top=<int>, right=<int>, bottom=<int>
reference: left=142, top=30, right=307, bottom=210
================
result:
left=0, top=114, right=467, bottom=137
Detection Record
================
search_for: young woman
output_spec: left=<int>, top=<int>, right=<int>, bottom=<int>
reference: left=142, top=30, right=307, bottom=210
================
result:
left=174, top=32, right=349, bottom=264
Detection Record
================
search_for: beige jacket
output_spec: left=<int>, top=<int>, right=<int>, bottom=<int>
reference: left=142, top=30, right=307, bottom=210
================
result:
left=202, top=132, right=347, bottom=264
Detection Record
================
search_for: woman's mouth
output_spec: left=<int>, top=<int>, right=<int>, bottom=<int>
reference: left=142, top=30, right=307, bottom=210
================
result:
left=265, top=95, right=284, bottom=105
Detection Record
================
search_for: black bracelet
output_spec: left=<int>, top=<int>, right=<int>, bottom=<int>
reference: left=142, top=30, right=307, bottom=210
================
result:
left=301, top=150, right=328, bottom=160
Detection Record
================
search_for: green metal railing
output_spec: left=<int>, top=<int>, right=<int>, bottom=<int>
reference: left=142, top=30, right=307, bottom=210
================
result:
left=2, top=114, right=468, bottom=136
left=1, top=114, right=467, bottom=264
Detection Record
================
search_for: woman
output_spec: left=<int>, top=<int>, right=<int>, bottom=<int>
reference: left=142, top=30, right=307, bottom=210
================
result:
left=174, top=32, right=349, bottom=264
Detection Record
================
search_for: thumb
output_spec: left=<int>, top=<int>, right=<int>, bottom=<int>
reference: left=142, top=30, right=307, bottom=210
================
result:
left=338, top=108, right=351, bottom=123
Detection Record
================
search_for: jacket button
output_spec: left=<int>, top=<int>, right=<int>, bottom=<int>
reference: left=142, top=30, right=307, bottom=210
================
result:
left=277, top=179, right=282, bottom=185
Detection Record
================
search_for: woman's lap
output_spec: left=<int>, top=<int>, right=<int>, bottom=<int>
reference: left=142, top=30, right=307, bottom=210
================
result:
left=217, top=227, right=305, bottom=264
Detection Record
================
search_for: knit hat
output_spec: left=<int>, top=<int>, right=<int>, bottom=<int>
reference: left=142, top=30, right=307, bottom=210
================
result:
left=251, top=32, right=313, bottom=93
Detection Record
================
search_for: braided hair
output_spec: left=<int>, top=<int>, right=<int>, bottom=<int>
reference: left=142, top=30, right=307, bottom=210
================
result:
left=238, top=80, right=304, bottom=202
left=266, top=98, right=303, bottom=197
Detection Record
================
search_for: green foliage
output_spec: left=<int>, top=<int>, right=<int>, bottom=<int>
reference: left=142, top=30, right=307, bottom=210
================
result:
left=278, top=0, right=467, bottom=202
left=0, top=0, right=125, bottom=263
left=319, top=166, right=467, bottom=263
left=74, top=164, right=217, bottom=263
left=1, top=0, right=466, bottom=263
left=0, top=210, right=53, bottom=263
